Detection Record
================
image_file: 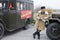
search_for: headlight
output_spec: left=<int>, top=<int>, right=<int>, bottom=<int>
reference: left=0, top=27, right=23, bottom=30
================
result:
left=45, top=20, right=49, bottom=25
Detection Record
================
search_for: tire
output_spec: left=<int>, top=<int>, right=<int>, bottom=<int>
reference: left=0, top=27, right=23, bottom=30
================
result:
left=26, top=18, right=30, bottom=25
left=46, top=23, right=60, bottom=40
left=22, top=26, right=27, bottom=30
left=0, top=23, right=4, bottom=39
left=23, top=19, right=30, bottom=30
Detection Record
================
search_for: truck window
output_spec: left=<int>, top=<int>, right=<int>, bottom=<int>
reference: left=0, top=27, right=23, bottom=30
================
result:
left=29, top=3, right=33, bottom=11
left=0, top=3, right=2, bottom=9
left=29, top=3, right=31, bottom=10
left=20, top=3, right=23, bottom=10
left=3, top=1, right=8, bottom=9
left=16, top=2, right=20, bottom=10
left=26, top=3, right=30, bottom=10
left=9, top=2, right=16, bottom=10
left=23, top=3, right=27, bottom=10
left=16, top=2, right=24, bottom=10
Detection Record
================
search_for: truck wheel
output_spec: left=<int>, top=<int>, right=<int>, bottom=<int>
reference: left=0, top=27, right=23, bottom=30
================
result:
left=0, top=23, right=4, bottom=39
left=23, top=19, right=30, bottom=30
left=22, top=26, right=27, bottom=30
left=46, top=23, right=60, bottom=40
left=26, top=18, right=30, bottom=25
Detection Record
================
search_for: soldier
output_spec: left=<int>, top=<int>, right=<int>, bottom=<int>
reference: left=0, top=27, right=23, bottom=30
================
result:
left=33, top=6, right=49, bottom=39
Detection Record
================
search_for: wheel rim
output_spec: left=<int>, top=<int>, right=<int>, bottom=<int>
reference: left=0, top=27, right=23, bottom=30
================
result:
left=50, top=26, right=60, bottom=37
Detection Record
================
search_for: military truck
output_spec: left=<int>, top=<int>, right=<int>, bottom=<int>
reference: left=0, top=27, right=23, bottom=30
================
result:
left=0, top=0, right=34, bottom=39
left=46, top=12, right=60, bottom=40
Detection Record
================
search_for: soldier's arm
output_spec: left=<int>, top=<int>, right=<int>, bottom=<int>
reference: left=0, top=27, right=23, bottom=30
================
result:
left=37, top=11, right=41, bottom=20
left=44, top=11, right=49, bottom=19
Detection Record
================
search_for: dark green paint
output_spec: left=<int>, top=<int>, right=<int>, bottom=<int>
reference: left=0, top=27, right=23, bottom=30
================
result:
left=0, top=0, right=34, bottom=31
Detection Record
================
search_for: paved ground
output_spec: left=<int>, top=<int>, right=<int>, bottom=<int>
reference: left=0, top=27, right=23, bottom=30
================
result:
left=2, top=24, right=50, bottom=40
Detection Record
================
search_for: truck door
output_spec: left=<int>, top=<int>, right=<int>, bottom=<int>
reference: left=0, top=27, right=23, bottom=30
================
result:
left=16, top=2, right=25, bottom=28
left=7, top=1, right=17, bottom=30
left=2, top=0, right=17, bottom=31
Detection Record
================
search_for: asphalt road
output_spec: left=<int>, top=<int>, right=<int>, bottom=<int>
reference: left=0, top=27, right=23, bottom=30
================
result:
left=2, top=24, right=50, bottom=40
